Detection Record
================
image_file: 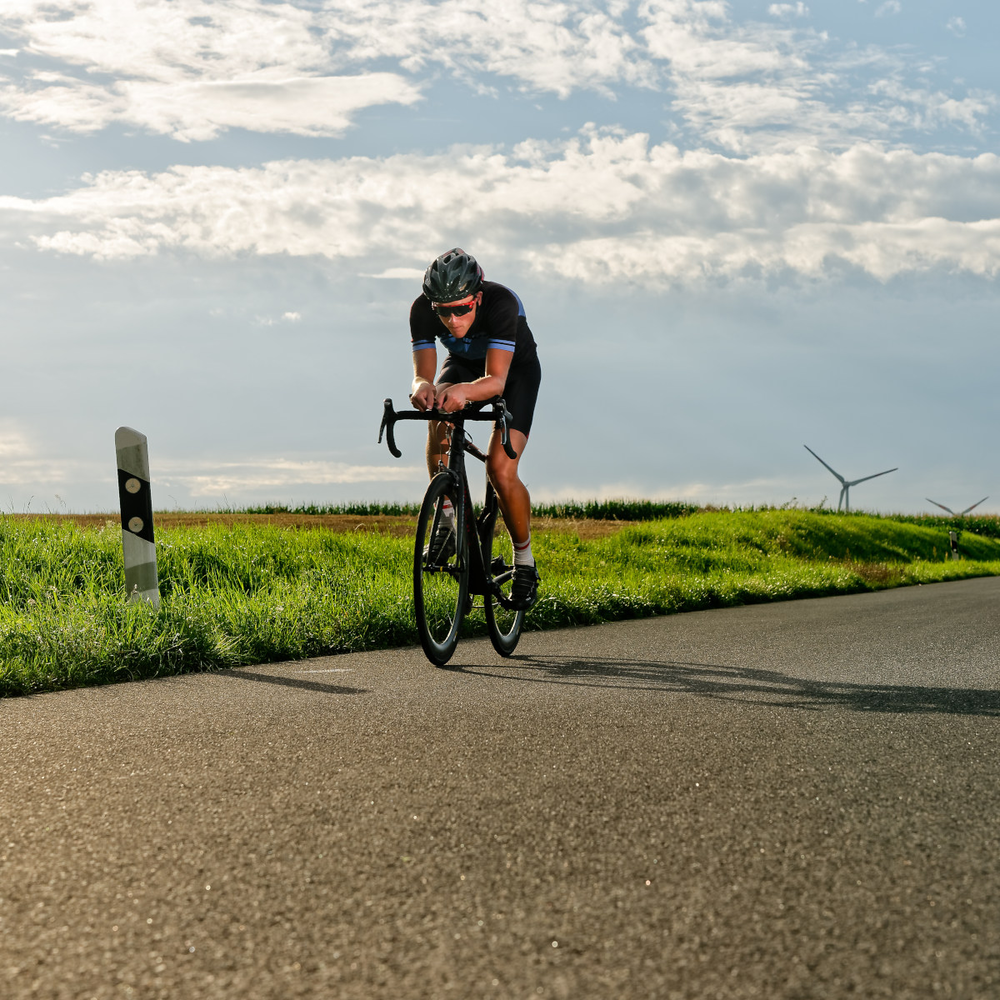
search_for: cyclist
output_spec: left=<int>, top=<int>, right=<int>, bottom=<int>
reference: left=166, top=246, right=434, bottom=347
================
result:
left=409, top=248, right=542, bottom=610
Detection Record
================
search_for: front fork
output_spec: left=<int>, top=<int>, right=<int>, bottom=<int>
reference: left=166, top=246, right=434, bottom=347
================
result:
left=439, top=428, right=497, bottom=599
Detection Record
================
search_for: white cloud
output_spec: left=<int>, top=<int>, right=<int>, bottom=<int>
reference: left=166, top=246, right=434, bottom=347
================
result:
left=0, top=0, right=651, bottom=138
left=534, top=218, right=1000, bottom=285
left=157, top=458, right=424, bottom=495
left=0, top=425, right=106, bottom=486
left=4, top=131, right=999, bottom=285
left=768, top=3, right=809, bottom=19
left=869, top=79, right=996, bottom=133
left=875, top=1, right=901, bottom=16
left=946, top=17, right=966, bottom=38
left=534, top=475, right=806, bottom=506
left=0, top=0, right=422, bottom=139
left=0, top=426, right=102, bottom=498
left=0, top=425, right=33, bottom=460
left=2, top=68, right=421, bottom=141
left=255, top=311, right=303, bottom=325
left=0, top=0, right=991, bottom=151
left=638, top=0, right=995, bottom=153
left=320, top=0, right=655, bottom=97
left=364, top=268, right=426, bottom=280
left=0, top=442, right=422, bottom=497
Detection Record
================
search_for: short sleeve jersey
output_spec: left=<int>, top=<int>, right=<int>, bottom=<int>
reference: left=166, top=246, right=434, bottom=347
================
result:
left=410, top=281, right=538, bottom=370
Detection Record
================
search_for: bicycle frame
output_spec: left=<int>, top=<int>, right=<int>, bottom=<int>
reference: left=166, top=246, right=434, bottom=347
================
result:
left=379, top=396, right=517, bottom=602
left=380, top=396, right=526, bottom=664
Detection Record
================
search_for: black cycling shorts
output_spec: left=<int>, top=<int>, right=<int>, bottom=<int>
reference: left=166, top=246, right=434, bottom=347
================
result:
left=437, top=353, right=541, bottom=438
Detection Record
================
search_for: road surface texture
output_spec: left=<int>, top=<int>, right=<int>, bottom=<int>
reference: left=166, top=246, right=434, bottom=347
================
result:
left=2, top=578, right=999, bottom=999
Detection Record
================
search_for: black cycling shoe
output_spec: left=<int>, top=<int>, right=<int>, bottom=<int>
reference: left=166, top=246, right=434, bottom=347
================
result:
left=424, top=518, right=456, bottom=564
left=510, top=563, right=541, bottom=610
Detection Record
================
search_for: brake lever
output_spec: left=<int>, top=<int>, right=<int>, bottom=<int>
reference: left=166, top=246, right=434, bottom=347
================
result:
left=378, top=398, right=402, bottom=458
left=495, top=398, right=518, bottom=460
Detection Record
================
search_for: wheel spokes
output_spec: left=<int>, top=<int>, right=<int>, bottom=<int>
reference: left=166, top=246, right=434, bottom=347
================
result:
left=414, top=476, right=468, bottom=665
left=485, top=520, right=524, bottom=654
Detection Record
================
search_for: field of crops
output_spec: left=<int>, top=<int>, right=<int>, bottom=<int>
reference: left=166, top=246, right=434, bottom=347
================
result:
left=2, top=507, right=998, bottom=696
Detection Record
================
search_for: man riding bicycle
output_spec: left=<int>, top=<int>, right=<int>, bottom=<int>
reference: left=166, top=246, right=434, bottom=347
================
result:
left=409, top=248, right=542, bottom=610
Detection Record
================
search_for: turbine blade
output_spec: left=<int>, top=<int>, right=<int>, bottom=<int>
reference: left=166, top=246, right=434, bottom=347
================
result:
left=961, top=497, right=989, bottom=515
left=804, top=445, right=846, bottom=485
left=847, top=467, right=898, bottom=487
left=926, top=498, right=956, bottom=515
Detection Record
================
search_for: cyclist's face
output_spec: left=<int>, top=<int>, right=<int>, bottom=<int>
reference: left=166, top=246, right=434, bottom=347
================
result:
left=433, top=292, right=480, bottom=337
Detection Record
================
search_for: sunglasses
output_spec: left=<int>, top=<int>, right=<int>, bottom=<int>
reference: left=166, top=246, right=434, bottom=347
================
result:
left=432, top=300, right=476, bottom=317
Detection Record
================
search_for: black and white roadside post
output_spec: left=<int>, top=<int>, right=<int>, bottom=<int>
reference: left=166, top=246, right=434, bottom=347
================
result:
left=115, top=426, right=160, bottom=608
left=949, top=530, right=961, bottom=560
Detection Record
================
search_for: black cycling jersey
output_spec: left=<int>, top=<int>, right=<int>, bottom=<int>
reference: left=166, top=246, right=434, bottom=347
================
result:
left=437, top=352, right=541, bottom=437
left=410, top=280, right=538, bottom=369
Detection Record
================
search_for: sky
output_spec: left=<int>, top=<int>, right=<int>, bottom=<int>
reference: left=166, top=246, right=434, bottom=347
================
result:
left=1, top=0, right=998, bottom=516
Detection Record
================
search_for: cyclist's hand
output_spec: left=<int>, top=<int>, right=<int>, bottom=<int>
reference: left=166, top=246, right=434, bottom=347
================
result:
left=435, top=385, right=468, bottom=413
left=410, top=382, right=436, bottom=411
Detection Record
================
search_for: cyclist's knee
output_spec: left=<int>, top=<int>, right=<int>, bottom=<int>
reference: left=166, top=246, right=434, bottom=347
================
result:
left=488, top=466, right=526, bottom=508
left=486, top=451, right=513, bottom=484
left=427, top=421, right=449, bottom=450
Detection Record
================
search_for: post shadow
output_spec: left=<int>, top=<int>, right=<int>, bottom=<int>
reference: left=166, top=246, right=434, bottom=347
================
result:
left=216, top=667, right=367, bottom=696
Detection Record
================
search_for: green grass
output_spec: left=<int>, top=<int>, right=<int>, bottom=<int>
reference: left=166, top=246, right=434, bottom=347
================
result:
left=191, top=498, right=701, bottom=519
left=232, top=500, right=421, bottom=516
left=2, top=509, right=999, bottom=696
left=188, top=497, right=1000, bottom=536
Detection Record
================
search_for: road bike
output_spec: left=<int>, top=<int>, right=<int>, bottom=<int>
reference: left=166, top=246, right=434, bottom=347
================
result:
left=379, top=397, right=526, bottom=666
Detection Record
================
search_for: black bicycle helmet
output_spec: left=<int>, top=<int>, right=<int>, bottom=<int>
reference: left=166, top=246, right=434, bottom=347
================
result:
left=422, top=248, right=484, bottom=302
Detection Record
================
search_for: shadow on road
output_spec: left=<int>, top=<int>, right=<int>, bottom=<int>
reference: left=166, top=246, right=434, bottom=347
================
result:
left=218, top=669, right=367, bottom=696
left=458, top=655, right=1000, bottom=717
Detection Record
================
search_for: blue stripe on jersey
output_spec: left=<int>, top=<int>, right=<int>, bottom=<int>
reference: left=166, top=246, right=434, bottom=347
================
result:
left=501, top=285, right=526, bottom=317
left=487, top=338, right=516, bottom=352
left=412, top=339, right=436, bottom=352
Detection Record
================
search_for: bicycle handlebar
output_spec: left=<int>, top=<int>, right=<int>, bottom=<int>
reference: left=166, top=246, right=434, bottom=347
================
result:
left=378, top=397, right=518, bottom=460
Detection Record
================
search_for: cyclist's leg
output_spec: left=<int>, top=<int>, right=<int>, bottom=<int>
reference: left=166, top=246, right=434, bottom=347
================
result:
left=485, top=355, right=540, bottom=545
left=487, top=430, right=540, bottom=609
left=486, top=429, right=531, bottom=545
left=425, top=400, right=452, bottom=477
left=486, top=356, right=541, bottom=610
left=425, top=355, right=483, bottom=476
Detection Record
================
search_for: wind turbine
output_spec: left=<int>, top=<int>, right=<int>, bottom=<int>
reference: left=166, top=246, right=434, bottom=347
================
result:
left=804, top=445, right=898, bottom=513
left=925, top=496, right=988, bottom=516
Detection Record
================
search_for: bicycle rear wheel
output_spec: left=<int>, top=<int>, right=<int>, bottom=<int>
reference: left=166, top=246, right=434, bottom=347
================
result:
left=482, top=492, right=525, bottom=657
left=414, top=473, right=469, bottom=666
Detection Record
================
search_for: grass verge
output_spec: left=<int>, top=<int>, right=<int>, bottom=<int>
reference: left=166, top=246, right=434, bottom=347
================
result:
left=1, top=509, right=998, bottom=696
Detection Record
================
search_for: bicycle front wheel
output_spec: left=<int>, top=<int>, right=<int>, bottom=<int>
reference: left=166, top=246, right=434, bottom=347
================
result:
left=482, top=497, right=525, bottom=657
left=414, top=473, right=469, bottom=666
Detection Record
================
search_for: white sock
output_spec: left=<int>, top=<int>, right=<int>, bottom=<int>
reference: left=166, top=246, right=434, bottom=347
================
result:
left=440, top=497, right=456, bottom=525
left=512, top=535, right=534, bottom=567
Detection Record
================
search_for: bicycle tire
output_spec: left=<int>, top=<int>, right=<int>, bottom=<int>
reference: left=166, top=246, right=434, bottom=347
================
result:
left=482, top=492, right=525, bottom=657
left=414, top=473, right=469, bottom=666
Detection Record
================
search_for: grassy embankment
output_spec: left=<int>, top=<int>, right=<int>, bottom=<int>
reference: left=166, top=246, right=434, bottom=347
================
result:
left=1, top=506, right=998, bottom=696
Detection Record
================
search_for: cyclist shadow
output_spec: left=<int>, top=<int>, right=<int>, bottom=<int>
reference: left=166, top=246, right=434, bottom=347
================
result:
left=457, top=654, right=1000, bottom=718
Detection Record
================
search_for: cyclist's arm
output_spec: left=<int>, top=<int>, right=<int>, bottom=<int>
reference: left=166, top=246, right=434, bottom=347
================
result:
left=436, top=348, right=512, bottom=412
left=437, top=285, right=520, bottom=411
left=410, top=347, right=437, bottom=410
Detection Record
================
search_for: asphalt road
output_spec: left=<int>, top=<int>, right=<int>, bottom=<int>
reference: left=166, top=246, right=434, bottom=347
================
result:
left=2, top=578, right=999, bottom=999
